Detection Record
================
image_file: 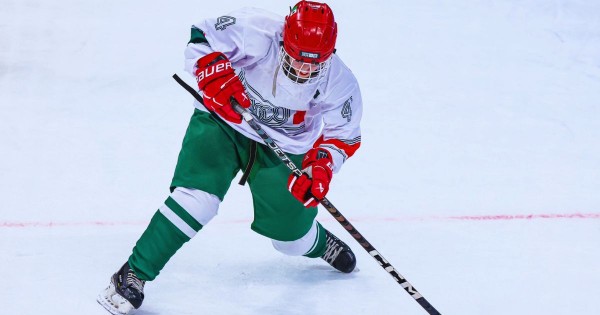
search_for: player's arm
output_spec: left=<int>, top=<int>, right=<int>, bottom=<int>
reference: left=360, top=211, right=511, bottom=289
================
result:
left=315, top=81, right=363, bottom=173
left=288, top=81, right=363, bottom=207
left=183, top=16, right=250, bottom=123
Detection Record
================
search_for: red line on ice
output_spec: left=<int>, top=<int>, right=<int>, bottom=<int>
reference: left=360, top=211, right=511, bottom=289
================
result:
left=0, top=221, right=148, bottom=228
left=446, top=213, right=600, bottom=221
left=1, top=212, right=599, bottom=229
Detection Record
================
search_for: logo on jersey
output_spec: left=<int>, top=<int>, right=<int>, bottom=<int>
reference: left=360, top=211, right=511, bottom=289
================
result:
left=238, top=69, right=305, bottom=134
left=252, top=102, right=291, bottom=127
left=215, top=16, right=236, bottom=31
left=341, top=96, right=353, bottom=122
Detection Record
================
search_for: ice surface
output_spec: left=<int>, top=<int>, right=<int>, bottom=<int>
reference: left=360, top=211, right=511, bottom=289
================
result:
left=1, top=0, right=599, bottom=314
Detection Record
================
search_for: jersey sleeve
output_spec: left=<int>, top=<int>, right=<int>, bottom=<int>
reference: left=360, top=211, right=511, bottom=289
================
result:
left=183, top=7, right=282, bottom=76
left=315, top=74, right=363, bottom=173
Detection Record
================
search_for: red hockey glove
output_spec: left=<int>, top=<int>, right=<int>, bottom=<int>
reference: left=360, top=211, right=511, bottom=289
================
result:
left=287, top=148, right=334, bottom=208
left=195, top=52, right=250, bottom=124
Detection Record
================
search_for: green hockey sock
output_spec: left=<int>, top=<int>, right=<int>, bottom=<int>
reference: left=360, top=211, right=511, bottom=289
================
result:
left=303, top=222, right=327, bottom=258
left=128, top=196, right=204, bottom=281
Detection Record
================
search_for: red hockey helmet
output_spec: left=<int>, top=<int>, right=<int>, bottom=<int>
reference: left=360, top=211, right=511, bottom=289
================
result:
left=283, top=1, right=337, bottom=64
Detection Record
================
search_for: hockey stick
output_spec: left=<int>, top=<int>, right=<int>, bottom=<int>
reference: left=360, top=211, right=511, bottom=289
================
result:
left=172, top=74, right=441, bottom=315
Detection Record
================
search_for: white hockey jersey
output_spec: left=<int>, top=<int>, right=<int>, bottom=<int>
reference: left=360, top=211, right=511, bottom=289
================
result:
left=184, top=7, right=362, bottom=173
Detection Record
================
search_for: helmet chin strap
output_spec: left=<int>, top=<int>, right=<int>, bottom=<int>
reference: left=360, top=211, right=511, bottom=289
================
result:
left=272, top=58, right=280, bottom=97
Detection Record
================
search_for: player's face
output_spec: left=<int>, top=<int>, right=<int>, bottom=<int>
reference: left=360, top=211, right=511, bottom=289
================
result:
left=281, top=55, right=324, bottom=84
left=289, top=58, right=320, bottom=79
left=278, top=46, right=331, bottom=85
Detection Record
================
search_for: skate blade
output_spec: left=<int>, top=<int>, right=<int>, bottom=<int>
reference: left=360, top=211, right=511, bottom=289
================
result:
left=96, top=283, right=135, bottom=315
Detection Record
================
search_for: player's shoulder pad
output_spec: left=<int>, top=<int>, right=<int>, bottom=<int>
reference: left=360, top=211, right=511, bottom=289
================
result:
left=319, top=54, right=361, bottom=102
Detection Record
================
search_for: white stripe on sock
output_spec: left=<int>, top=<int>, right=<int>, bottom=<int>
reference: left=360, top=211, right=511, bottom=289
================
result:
left=306, top=221, right=321, bottom=255
left=159, top=204, right=196, bottom=238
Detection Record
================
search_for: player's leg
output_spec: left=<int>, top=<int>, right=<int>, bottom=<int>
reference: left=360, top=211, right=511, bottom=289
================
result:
left=271, top=220, right=356, bottom=273
left=98, top=110, right=249, bottom=314
left=247, top=144, right=356, bottom=273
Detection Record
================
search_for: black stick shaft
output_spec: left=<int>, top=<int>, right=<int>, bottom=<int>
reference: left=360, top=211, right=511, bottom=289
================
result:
left=172, top=74, right=441, bottom=315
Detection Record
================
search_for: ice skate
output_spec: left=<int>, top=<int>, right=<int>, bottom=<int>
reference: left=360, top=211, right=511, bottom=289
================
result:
left=321, top=230, right=356, bottom=273
left=97, top=262, right=145, bottom=315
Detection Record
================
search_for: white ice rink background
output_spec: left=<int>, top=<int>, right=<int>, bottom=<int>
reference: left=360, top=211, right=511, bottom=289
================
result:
left=1, top=0, right=599, bottom=314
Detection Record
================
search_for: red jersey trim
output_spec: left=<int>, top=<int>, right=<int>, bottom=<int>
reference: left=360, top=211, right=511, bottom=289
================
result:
left=314, top=135, right=361, bottom=158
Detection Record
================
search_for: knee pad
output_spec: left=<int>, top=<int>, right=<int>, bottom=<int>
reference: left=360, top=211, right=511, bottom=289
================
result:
left=166, top=187, right=220, bottom=226
left=271, top=220, right=320, bottom=256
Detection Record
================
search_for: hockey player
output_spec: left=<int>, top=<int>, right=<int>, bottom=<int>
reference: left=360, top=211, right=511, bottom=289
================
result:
left=97, top=1, right=362, bottom=314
